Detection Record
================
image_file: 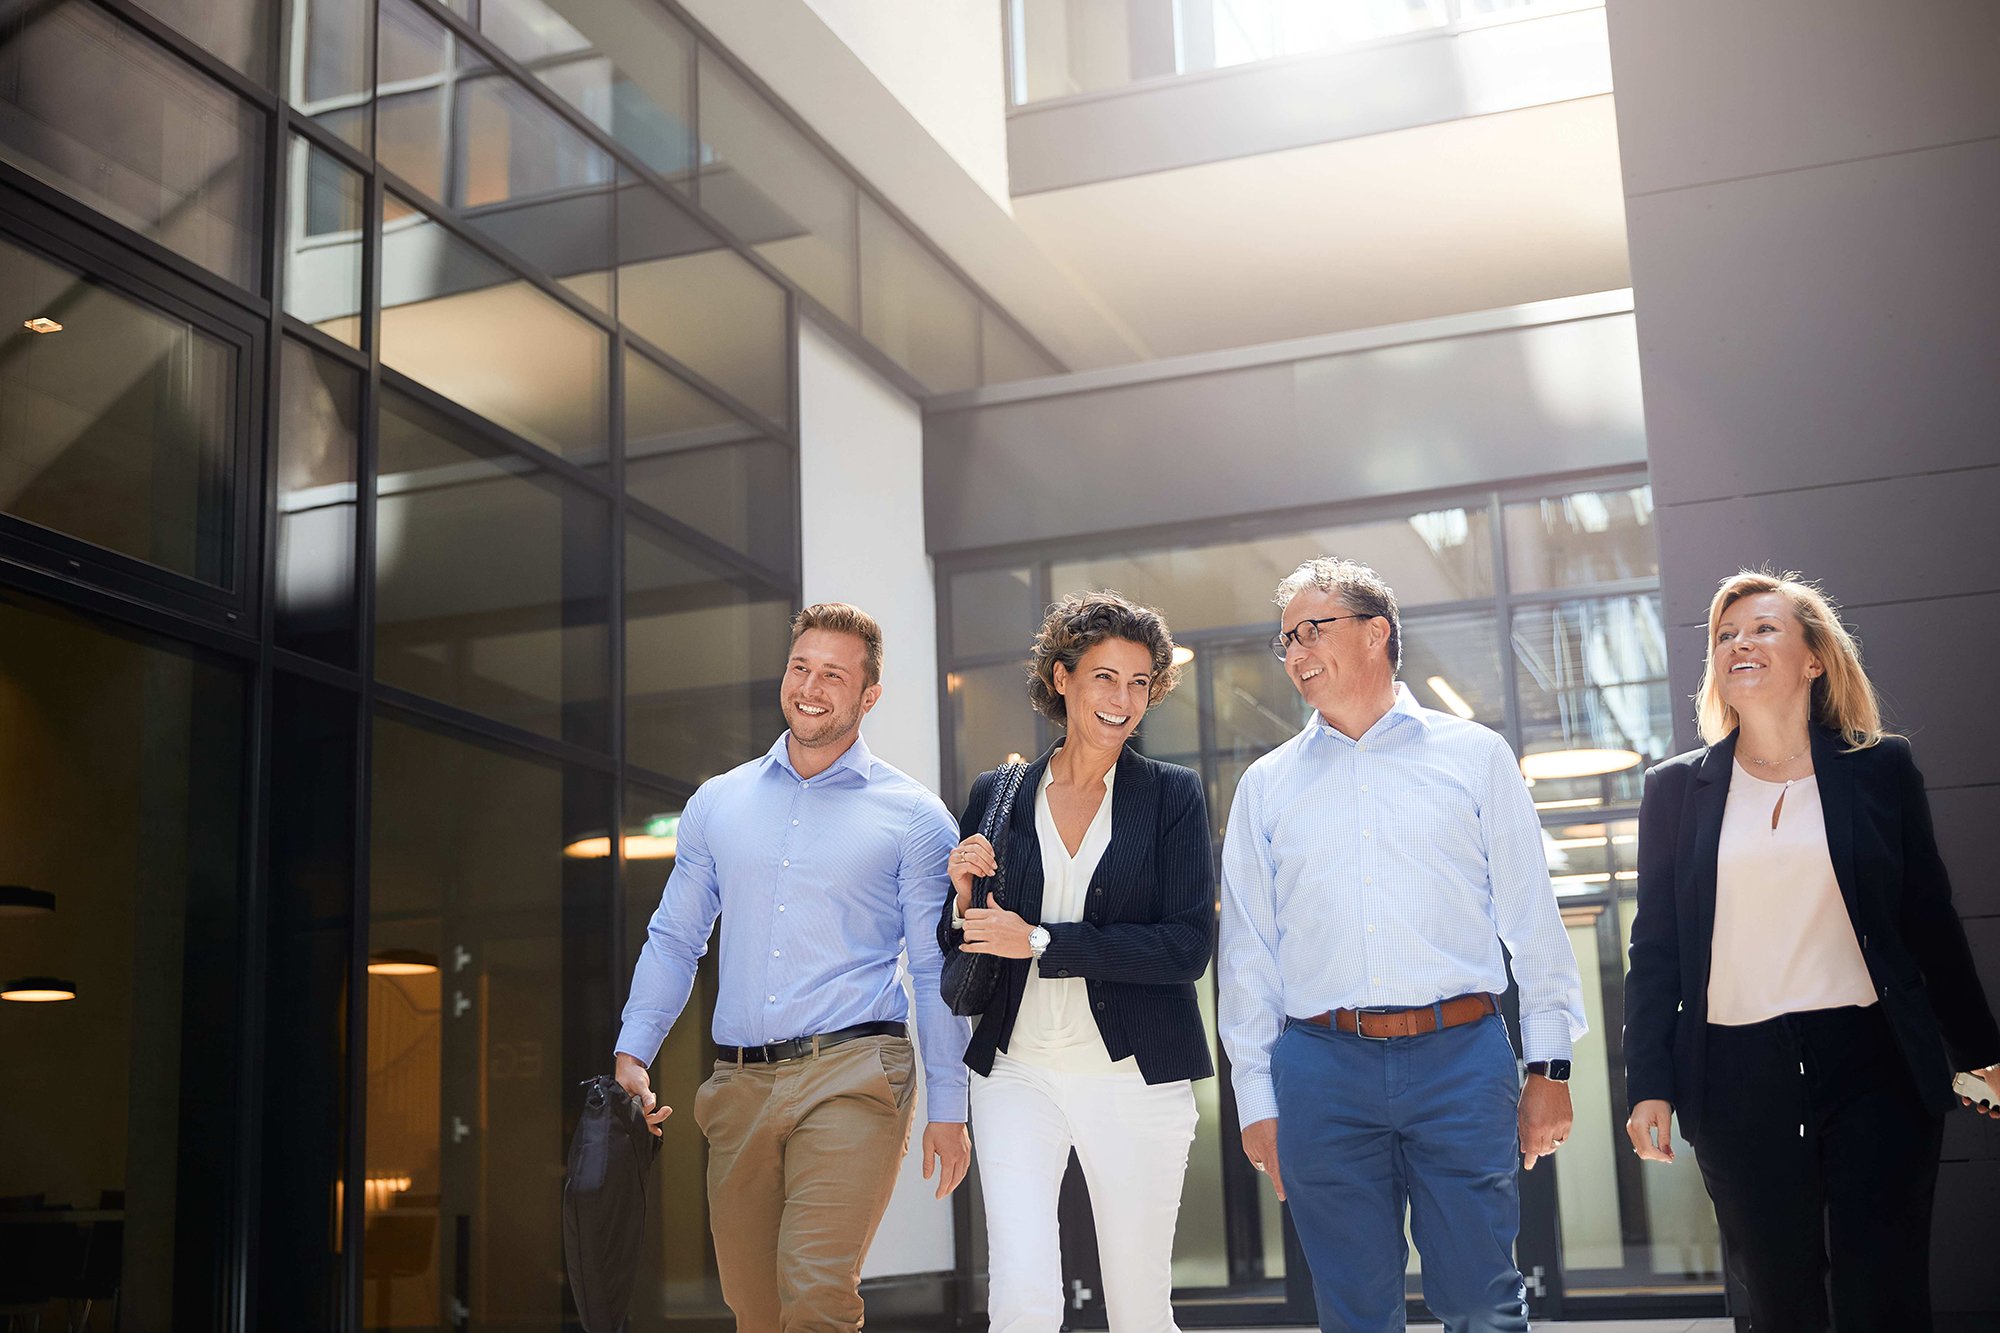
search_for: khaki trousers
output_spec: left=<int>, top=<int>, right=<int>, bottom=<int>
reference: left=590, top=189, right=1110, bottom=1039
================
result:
left=693, top=1034, right=917, bottom=1332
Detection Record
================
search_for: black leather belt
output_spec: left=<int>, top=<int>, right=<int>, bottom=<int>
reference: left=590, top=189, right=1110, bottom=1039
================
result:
left=718, top=1020, right=906, bottom=1065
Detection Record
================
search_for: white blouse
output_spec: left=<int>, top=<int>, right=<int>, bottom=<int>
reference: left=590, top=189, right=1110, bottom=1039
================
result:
left=1007, top=763, right=1136, bottom=1073
left=1706, top=761, right=1878, bottom=1026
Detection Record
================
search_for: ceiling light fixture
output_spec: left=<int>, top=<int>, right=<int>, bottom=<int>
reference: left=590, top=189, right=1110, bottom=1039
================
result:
left=1533, top=796, right=1602, bottom=811
left=1520, top=748, right=1641, bottom=781
left=23, top=317, right=62, bottom=334
left=367, top=949, right=439, bottom=977
left=1171, top=645, right=1195, bottom=667
left=1425, top=675, right=1476, bottom=720
left=2, top=976, right=77, bottom=1002
left=0, top=885, right=56, bottom=917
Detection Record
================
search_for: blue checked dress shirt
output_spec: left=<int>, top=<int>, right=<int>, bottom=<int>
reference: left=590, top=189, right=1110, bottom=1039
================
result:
left=616, top=732, right=972, bottom=1121
left=1218, top=683, right=1587, bottom=1126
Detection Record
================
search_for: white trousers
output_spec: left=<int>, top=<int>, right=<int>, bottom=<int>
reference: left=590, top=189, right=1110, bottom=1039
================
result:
left=971, top=1053, right=1198, bottom=1332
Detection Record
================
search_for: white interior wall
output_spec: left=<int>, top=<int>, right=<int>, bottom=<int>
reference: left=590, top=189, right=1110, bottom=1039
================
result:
left=796, top=318, right=956, bottom=1278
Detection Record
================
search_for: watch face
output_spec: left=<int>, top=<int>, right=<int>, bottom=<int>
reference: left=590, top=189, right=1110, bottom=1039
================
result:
left=1545, top=1059, right=1573, bottom=1082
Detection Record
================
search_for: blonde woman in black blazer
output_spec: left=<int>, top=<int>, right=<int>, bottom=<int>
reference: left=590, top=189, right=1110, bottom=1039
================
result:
left=940, top=592, right=1213, bottom=1333
left=1624, top=570, right=2000, bottom=1332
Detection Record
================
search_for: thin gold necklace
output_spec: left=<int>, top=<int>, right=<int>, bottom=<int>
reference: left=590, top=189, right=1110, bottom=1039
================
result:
left=1740, top=746, right=1809, bottom=830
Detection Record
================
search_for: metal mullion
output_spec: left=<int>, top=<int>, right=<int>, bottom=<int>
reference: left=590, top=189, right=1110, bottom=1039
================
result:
left=0, top=551, right=262, bottom=657
left=616, top=765, right=700, bottom=807
left=1492, top=493, right=1524, bottom=755
left=374, top=365, right=618, bottom=499
left=373, top=683, right=621, bottom=774
left=283, top=110, right=377, bottom=179
left=280, top=315, right=370, bottom=371
left=801, top=297, right=930, bottom=407
left=607, top=324, right=631, bottom=990
left=623, top=495, right=796, bottom=597
left=1493, top=468, right=1649, bottom=506
left=1502, top=576, right=1664, bottom=609
left=270, top=646, right=366, bottom=691
left=619, top=324, right=793, bottom=445
left=88, top=0, right=278, bottom=109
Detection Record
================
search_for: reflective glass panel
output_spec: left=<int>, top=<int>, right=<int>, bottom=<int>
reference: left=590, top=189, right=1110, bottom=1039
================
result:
left=624, top=520, right=791, bottom=784
left=1401, top=611, right=1505, bottom=732
left=481, top=0, right=592, bottom=62
left=945, top=660, right=1040, bottom=803
left=0, top=0, right=265, bottom=289
left=981, top=306, right=1059, bottom=386
left=130, top=0, right=274, bottom=83
left=1206, top=641, right=1305, bottom=838
left=376, top=0, right=453, bottom=207
left=0, top=591, right=245, bottom=1330
left=374, top=387, right=611, bottom=747
left=697, top=47, right=859, bottom=323
left=289, top=0, right=374, bottom=149
left=285, top=134, right=365, bottom=347
left=1052, top=506, right=1492, bottom=639
left=948, top=566, right=1038, bottom=660
left=624, top=349, right=795, bottom=571
left=1505, top=485, right=1657, bottom=593
left=859, top=196, right=979, bottom=394
left=366, top=715, right=613, bottom=1330
left=381, top=194, right=611, bottom=464
left=521, top=2, right=695, bottom=187
left=1511, top=595, right=1672, bottom=813
left=0, top=235, right=236, bottom=587
left=277, top=337, right=361, bottom=665
left=618, top=182, right=789, bottom=427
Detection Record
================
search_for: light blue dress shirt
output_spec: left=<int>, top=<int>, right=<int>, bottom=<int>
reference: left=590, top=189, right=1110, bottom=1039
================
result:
left=617, top=732, right=972, bottom=1121
left=1218, top=683, right=1587, bottom=1126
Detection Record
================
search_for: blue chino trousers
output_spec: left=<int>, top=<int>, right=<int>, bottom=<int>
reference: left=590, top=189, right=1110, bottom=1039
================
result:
left=1272, top=1013, right=1529, bottom=1333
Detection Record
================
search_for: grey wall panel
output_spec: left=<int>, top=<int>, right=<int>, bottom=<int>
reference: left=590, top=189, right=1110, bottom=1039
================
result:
left=1607, top=0, right=2000, bottom=197
left=1653, top=465, right=2000, bottom=626
left=926, top=312, right=1646, bottom=553
left=1931, top=786, right=2000, bottom=920
left=1934, top=1157, right=2000, bottom=1310
left=1628, top=136, right=2000, bottom=508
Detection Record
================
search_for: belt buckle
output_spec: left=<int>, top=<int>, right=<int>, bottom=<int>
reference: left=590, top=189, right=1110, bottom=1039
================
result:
left=1354, top=1009, right=1394, bottom=1041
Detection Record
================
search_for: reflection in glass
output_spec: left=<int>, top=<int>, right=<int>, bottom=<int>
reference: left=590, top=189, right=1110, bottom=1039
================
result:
left=374, top=388, right=610, bottom=747
left=624, top=521, right=790, bottom=784
left=1511, top=596, right=1671, bottom=812
left=1556, top=903, right=1623, bottom=1268
left=1401, top=612, right=1505, bottom=731
left=277, top=338, right=360, bottom=665
left=859, top=197, right=979, bottom=394
left=619, top=182, right=790, bottom=426
left=0, top=592, right=245, bottom=1329
left=946, top=660, right=1041, bottom=803
left=1053, top=507, right=1492, bottom=641
left=380, top=194, right=611, bottom=464
left=0, top=236, right=236, bottom=586
left=698, top=47, right=859, bottom=322
left=1505, top=486, right=1657, bottom=593
left=0, top=0, right=265, bottom=289
left=522, top=2, right=696, bottom=186
left=366, top=715, right=611, bottom=1332
left=481, top=0, right=593, bottom=62
left=130, top=0, right=274, bottom=84
left=289, top=0, right=374, bottom=149
left=285, top=135, right=365, bottom=347
left=948, top=567, right=1038, bottom=660
left=624, top=350, right=795, bottom=570
left=1206, top=643, right=1303, bottom=836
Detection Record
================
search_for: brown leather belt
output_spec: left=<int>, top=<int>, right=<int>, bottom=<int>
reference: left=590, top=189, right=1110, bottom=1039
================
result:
left=1301, top=992, right=1498, bottom=1040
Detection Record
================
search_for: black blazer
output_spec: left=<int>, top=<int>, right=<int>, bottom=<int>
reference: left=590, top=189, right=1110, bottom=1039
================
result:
left=939, top=744, right=1215, bottom=1084
left=1624, top=727, right=2000, bottom=1139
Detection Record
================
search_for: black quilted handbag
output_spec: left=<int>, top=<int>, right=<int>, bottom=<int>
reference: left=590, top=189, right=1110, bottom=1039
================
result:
left=939, top=762, right=1029, bottom=1017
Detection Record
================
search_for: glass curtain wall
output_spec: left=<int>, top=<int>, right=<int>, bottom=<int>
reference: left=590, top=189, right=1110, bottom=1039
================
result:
left=937, top=479, right=1717, bottom=1321
left=0, top=0, right=877, bottom=1327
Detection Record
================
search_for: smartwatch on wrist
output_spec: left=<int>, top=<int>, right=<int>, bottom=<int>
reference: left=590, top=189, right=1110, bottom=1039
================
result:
left=1027, top=925, right=1051, bottom=959
left=1525, top=1059, right=1572, bottom=1082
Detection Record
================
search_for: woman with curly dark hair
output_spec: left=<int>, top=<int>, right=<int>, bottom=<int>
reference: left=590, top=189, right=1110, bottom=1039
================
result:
left=940, top=591, right=1214, bottom=1332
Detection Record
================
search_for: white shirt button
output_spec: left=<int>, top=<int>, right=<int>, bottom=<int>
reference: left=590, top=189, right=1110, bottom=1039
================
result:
left=778, top=905, right=786, bottom=912
left=1357, top=743, right=1367, bottom=751
left=767, top=995, right=776, bottom=1002
left=801, top=780, right=810, bottom=788
left=1362, top=829, right=1371, bottom=838
left=1364, top=875, right=1373, bottom=885
left=782, top=859, right=790, bottom=866
left=772, top=949, right=782, bottom=958
left=1367, top=924, right=1376, bottom=933
left=1372, top=976, right=1382, bottom=985
left=1360, top=784, right=1369, bottom=793
left=792, top=819, right=799, bottom=826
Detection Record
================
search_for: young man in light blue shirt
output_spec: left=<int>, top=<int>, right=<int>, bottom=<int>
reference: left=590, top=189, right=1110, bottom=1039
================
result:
left=1220, top=559, right=1586, bottom=1333
left=615, top=602, right=971, bottom=1332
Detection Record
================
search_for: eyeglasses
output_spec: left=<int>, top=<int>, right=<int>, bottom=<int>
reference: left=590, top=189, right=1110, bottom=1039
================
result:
left=1271, top=613, right=1374, bottom=661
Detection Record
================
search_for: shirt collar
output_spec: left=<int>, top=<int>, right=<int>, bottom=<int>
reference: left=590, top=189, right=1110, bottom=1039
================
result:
left=1302, top=681, right=1433, bottom=749
left=766, top=731, right=876, bottom=783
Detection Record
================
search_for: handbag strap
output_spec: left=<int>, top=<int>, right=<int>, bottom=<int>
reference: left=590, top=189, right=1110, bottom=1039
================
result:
left=972, top=762, right=1029, bottom=908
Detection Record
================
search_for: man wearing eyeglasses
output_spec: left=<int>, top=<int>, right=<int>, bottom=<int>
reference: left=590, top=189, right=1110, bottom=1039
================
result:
left=1218, top=558, right=1586, bottom=1333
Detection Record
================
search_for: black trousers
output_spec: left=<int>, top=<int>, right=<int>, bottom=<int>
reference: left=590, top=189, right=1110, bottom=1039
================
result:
left=1694, top=1004, right=1945, bottom=1333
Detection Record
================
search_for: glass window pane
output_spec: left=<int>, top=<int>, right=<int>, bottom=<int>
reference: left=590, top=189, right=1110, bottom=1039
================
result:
left=945, top=660, right=1039, bottom=804
left=0, top=0, right=265, bottom=289
left=1511, top=594, right=1672, bottom=814
left=624, top=521, right=791, bottom=783
left=948, top=566, right=1038, bottom=660
left=1505, top=484, right=1657, bottom=593
left=366, top=716, right=612, bottom=1330
left=481, top=0, right=592, bottom=61
left=859, top=196, right=978, bottom=394
left=0, top=235, right=237, bottom=587
left=1207, top=641, right=1306, bottom=837
left=381, top=194, right=611, bottom=464
left=1401, top=610, right=1505, bottom=732
left=697, top=47, right=859, bottom=323
left=520, top=2, right=694, bottom=188
left=1052, top=506, right=1493, bottom=639
left=130, top=0, right=273, bottom=84
left=374, top=387, right=611, bottom=747
left=0, top=592, right=246, bottom=1329
left=289, top=0, right=374, bottom=150
left=618, top=181, right=789, bottom=427
left=624, top=350, right=795, bottom=570
left=285, top=134, right=364, bottom=347
left=277, top=337, right=360, bottom=665
left=378, top=0, right=451, bottom=83
left=981, top=305, right=1058, bottom=386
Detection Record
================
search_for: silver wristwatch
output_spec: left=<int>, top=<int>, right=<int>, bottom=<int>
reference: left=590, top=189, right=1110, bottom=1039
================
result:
left=1027, top=925, right=1051, bottom=958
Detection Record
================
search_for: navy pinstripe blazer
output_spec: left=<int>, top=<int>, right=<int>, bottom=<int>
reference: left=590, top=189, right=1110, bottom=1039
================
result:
left=939, top=743, right=1216, bottom=1084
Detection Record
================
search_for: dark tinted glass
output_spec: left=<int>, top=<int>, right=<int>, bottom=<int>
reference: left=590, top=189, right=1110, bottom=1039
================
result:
left=0, top=0, right=265, bottom=289
left=948, top=566, right=1038, bottom=659
left=0, top=236, right=237, bottom=587
left=624, top=350, right=794, bottom=570
left=289, top=0, right=374, bottom=149
left=945, top=660, right=1039, bottom=803
left=374, top=388, right=611, bottom=747
left=276, top=338, right=361, bottom=665
left=285, top=134, right=365, bottom=347
left=624, top=521, right=790, bottom=784
left=859, top=196, right=979, bottom=393
left=130, top=0, right=274, bottom=84
left=380, top=195, right=611, bottom=464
